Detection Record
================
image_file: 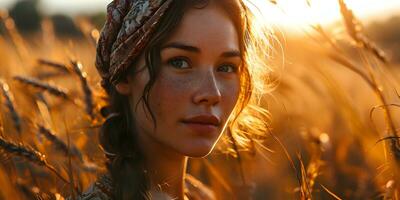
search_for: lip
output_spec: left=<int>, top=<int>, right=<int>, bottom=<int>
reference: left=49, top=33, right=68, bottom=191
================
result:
left=182, top=115, right=221, bottom=126
left=181, top=114, right=221, bottom=134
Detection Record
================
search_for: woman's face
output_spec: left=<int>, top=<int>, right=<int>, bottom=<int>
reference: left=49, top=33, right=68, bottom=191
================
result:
left=116, top=2, right=241, bottom=157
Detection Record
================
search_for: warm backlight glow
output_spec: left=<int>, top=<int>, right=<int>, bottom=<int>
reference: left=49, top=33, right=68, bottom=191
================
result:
left=1, top=0, right=398, bottom=24
left=247, top=0, right=400, bottom=29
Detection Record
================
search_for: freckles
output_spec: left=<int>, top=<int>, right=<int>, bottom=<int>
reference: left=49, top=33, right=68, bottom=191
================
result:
left=221, top=78, right=240, bottom=97
left=220, top=80, right=240, bottom=111
left=149, top=73, right=192, bottom=117
left=157, top=73, right=193, bottom=97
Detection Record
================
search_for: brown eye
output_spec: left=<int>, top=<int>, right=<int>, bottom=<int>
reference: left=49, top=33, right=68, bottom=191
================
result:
left=217, top=64, right=238, bottom=73
left=168, top=57, right=191, bottom=69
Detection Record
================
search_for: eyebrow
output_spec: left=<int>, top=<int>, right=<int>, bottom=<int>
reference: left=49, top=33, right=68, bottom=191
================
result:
left=161, top=42, right=241, bottom=58
left=220, top=51, right=241, bottom=58
left=161, top=42, right=200, bottom=53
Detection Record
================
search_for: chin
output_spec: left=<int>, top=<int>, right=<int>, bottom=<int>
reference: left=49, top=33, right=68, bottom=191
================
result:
left=181, top=141, right=216, bottom=158
left=186, top=150, right=212, bottom=158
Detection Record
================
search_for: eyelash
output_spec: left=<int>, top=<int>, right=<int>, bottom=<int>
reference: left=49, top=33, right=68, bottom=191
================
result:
left=167, top=57, right=239, bottom=73
left=218, top=63, right=238, bottom=73
left=167, top=57, right=191, bottom=69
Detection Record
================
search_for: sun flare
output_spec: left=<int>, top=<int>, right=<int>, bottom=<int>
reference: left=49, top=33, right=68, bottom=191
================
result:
left=247, top=0, right=400, bottom=30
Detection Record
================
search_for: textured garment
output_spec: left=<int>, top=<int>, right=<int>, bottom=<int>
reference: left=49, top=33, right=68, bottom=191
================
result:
left=96, top=0, right=174, bottom=88
left=71, top=173, right=216, bottom=200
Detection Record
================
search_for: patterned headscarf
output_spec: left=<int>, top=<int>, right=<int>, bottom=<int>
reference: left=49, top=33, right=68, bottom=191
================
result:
left=96, top=0, right=174, bottom=89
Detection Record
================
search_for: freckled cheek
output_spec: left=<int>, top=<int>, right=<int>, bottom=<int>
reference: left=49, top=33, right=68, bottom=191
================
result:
left=149, top=74, right=193, bottom=122
left=220, top=81, right=240, bottom=115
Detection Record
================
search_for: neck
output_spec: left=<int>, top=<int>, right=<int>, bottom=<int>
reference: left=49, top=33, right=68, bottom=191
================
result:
left=138, top=132, right=188, bottom=200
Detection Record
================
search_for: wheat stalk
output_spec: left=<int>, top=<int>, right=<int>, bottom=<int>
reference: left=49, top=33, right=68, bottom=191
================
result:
left=70, top=60, right=95, bottom=119
left=0, top=10, right=29, bottom=61
left=299, top=155, right=312, bottom=200
left=37, top=124, right=82, bottom=161
left=13, top=76, right=70, bottom=100
left=0, top=79, right=22, bottom=134
left=333, top=0, right=400, bottom=197
left=338, top=0, right=388, bottom=63
left=37, top=59, right=70, bottom=74
left=36, top=71, right=68, bottom=80
left=0, top=136, right=69, bottom=184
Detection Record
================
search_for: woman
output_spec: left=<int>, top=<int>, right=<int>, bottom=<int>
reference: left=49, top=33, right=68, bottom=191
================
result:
left=77, top=0, right=271, bottom=199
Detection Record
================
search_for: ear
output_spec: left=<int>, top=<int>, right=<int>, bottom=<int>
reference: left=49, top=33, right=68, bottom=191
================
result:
left=115, top=80, right=132, bottom=95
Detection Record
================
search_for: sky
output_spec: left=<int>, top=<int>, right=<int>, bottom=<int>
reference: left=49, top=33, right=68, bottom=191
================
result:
left=0, top=0, right=111, bottom=15
left=260, top=0, right=400, bottom=26
left=0, top=0, right=399, bottom=26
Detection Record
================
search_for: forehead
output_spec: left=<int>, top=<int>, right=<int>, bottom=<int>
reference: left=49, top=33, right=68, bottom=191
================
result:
left=164, top=3, right=239, bottom=51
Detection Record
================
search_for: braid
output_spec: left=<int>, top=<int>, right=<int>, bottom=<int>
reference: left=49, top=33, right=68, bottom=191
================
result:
left=99, top=86, right=149, bottom=199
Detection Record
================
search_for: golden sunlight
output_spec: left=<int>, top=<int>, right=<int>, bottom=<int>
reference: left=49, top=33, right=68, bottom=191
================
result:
left=249, top=0, right=400, bottom=29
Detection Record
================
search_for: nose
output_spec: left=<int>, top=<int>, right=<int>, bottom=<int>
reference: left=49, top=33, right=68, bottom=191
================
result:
left=193, top=70, right=222, bottom=106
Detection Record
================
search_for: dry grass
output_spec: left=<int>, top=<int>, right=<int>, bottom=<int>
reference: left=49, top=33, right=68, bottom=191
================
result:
left=0, top=0, right=399, bottom=199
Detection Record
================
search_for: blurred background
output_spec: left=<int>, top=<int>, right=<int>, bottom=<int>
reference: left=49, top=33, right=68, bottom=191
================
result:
left=0, top=0, right=399, bottom=199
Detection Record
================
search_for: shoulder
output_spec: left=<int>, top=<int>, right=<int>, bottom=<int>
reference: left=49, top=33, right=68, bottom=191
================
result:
left=68, top=174, right=113, bottom=200
left=67, top=173, right=216, bottom=200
